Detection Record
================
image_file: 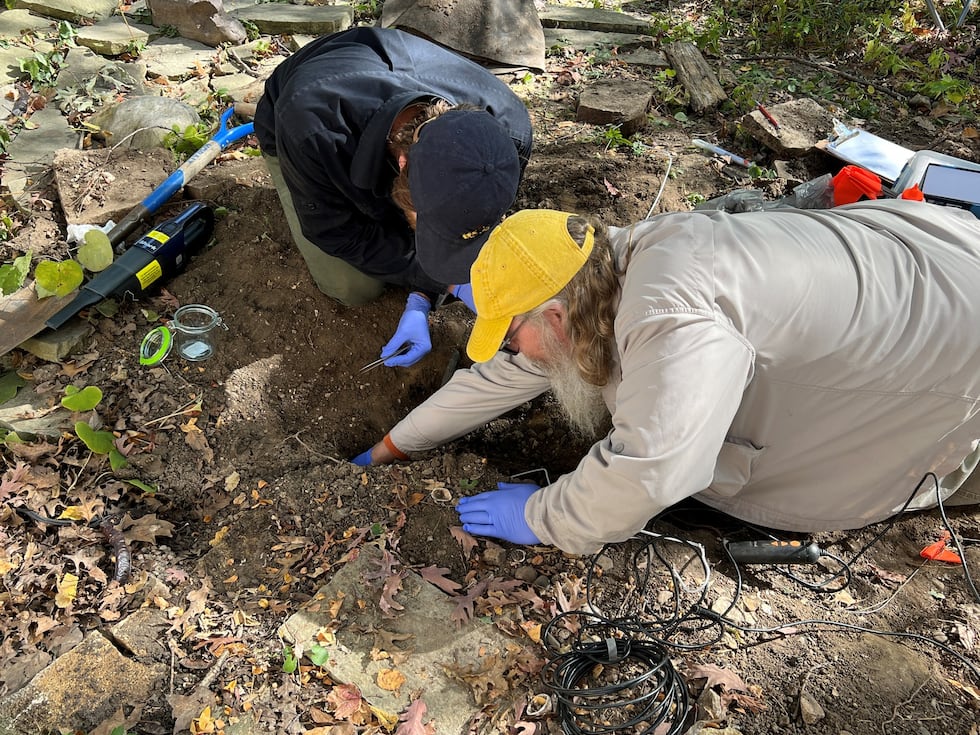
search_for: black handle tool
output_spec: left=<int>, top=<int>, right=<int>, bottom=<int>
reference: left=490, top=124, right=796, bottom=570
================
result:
left=45, top=202, right=215, bottom=330
left=725, top=539, right=823, bottom=565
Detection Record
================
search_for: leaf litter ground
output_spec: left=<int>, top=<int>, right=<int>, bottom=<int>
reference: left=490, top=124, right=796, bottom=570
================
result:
left=2, top=39, right=980, bottom=735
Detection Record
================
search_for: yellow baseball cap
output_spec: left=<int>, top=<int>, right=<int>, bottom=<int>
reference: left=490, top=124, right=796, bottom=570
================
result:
left=467, top=209, right=594, bottom=363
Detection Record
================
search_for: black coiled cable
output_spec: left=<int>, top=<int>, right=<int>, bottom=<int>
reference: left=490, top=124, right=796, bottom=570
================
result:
left=540, top=626, right=689, bottom=735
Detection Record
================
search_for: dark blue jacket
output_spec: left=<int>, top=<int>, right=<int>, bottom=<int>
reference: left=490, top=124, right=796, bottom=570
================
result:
left=254, top=27, right=533, bottom=292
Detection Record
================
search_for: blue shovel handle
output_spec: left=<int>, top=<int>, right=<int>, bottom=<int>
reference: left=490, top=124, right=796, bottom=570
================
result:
left=108, top=107, right=255, bottom=247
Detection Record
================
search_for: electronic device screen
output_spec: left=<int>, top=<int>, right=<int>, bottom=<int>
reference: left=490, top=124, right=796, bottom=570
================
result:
left=920, top=164, right=980, bottom=206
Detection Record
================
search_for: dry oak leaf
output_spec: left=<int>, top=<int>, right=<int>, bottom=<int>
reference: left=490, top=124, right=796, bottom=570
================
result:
left=419, top=565, right=462, bottom=594
left=377, top=668, right=407, bottom=694
left=326, top=682, right=363, bottom=720
left=396, top=698, right=435, bottom=735
left=450, top=526, right=478, bottom=557
left=121, top=512, right=174, bottom=543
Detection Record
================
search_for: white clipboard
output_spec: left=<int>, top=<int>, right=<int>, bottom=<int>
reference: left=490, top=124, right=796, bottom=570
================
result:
left=816, top=119, right=914, bottom=184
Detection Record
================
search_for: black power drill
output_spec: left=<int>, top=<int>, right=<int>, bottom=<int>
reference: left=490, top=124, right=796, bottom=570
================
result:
left=46, top=202, right=215, bottom=330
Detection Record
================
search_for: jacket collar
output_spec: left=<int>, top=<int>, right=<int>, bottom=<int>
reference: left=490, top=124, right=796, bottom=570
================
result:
left=350, top=91, right=436, bottom=195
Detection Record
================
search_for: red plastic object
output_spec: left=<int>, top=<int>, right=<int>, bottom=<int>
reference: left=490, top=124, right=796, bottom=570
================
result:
left=900, top=185, right=925, bottom=201
left=831, top=165, right=883, bottom=206
left=919, top=530, right=962, bottom=564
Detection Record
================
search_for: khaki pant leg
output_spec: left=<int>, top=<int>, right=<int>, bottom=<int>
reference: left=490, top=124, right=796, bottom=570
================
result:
left=944, top=441, right=980, bottom=506
left=264, top=154, right=385, bottom=306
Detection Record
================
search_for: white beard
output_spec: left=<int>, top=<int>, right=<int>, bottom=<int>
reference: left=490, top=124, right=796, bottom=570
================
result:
left=532, top=321, right=608, bottom=440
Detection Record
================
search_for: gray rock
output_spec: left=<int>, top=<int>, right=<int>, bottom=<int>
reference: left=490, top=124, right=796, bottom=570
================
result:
left=0, top=632, right=165, bottom=735
left=615, top=47, right=669, bottom=68
left=799, top=691, right=825, bottom=724
left=0, top=384, right=71, bottom=437
left=382, top=0, right=545, bottom=72
left=87, top=95, right=199, bottom=150
left=3, top=105, right=78, bottom=203
left=140, top=36, right=216, bottom=80
left=54, top=46, right=148, bottom=98
left=539, top=5, right=651, bottom=34
left=280, top=545, right=526, bottom=735
left=146, top=0, right=247, bottom=47
left=19, top=318, right=93, bottom=362
left=544, top=27, right=654, bottom=52
left=13, top=0, right=117, bottom=23
left=0, top=8, right=58, bottom=38
left=232, top=3, right=353, bottom=35
left=110, top=608, right=170, bottom=659
left=740, top=98, right=837, bottom=158
left=74, top=17, right=152, bottom=56
left=576, top=79, right=653, bottom=137
left=1, top=36, right=56, bottom=86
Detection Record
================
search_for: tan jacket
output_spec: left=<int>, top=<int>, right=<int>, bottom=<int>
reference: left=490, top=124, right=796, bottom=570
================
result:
left=389, top=201, right=980, bottom=554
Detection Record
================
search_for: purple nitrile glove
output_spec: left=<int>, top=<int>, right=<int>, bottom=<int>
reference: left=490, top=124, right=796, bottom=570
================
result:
left=381, top=292, right=432, bottom=367
left=456, top=481, right=541, bottom=545
left=351, top=448, right=373, bottom=466
left=449, top=283, right=476, bottom=312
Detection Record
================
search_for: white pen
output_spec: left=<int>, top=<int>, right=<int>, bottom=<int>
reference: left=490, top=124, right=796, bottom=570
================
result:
left=692, top=138, right=751, bottom=168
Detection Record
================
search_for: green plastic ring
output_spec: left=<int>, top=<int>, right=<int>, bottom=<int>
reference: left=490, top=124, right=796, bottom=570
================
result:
left=140, top=326, right=173, bottom=366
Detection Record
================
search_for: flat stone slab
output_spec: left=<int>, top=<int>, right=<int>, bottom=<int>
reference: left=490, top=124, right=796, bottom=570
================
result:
left=280, top=545, right=528, bottom=735
left=577, top=79, right=653, bottom=137
left=616, top=47, right=669, bottom=68
left=231, top=4, right=353, bottom=35
left=4, top=105, right=77, bottom=202
left=74, top=17, right=153, bottom=56
left=0, top=384, right=72, bottom=436
left=544, top=27, right=655, bottom=52
left=539, top=6, right=651, bottom=34
left=741, top=98, right=838, bottom=157
left=0, top=8, right=58, bottom=37
left=14, top=0, right=117, bottom=23
left=140, top=36, right=216, bottom=80
left=0, top=632, right=165, bottom=735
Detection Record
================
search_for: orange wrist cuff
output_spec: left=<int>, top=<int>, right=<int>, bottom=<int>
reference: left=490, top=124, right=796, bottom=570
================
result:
left=383, top=434, right=409, bottom=461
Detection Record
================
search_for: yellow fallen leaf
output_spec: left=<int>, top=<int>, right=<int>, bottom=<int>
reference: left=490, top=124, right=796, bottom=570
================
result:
left=376, top=668, right=406, bottom=693
left=520, top=620, right=542, bottom=643
left=191, top=705, right=215, bottom=734
left=55, top=572, right=79, bottom=608
left=209, top=525, right=229, bottom=547
left=58, top=506, right=85, bottom=521
left=0, top=556, right=15, bottom=575
left=368, top=704, right=398, bottom=730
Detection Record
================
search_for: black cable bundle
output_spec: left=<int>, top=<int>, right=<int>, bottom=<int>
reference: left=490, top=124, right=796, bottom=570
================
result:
left=540, top=627, right=689, bottom=734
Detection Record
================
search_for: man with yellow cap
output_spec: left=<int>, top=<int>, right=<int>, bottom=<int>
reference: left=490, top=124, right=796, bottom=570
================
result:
left=353, top=201, right=980, bottom=555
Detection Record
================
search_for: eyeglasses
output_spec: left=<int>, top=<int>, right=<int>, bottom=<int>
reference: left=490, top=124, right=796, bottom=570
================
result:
left=499, top=318, right=526, bottom=356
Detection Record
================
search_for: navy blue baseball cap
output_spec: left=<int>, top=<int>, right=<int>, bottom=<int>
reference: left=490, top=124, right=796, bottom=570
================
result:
left=409, top=109, right=521, bottom=285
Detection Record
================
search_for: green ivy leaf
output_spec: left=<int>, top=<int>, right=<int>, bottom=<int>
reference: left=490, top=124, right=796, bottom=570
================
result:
left=60, top=385, right=103, bottom=411
left=282, top=647, right=298, bottom=674
left=74, top=421, right=115, bottom=454
left=0, top=251, right=31, bottom=296
left=76, top=229, right=113, bottom=272
left=307, top=644, right=329, bottom=667
left=0, top=370, right=26, bottom=403
left=95, top=299, right=119, bottom=317
left=109, top=448, right=129, bottom=471
left=35, top=259, right=83, bottom=298
left=123, top=478, right=156, bottom=494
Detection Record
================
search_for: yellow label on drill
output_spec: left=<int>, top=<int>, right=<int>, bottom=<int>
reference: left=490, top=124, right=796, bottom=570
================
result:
left=145, top=230, right=169, bottom=244
left=136, top=260, right=163, bottom=289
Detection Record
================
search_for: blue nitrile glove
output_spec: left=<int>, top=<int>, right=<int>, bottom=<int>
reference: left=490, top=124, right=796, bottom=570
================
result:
left=456, top=481, right=541, bottom=544
left=351, top=449, right=373, bottom=466
left=449, top=283, right=476, bottom=312
left=381, top=292, right=432, bottom=367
